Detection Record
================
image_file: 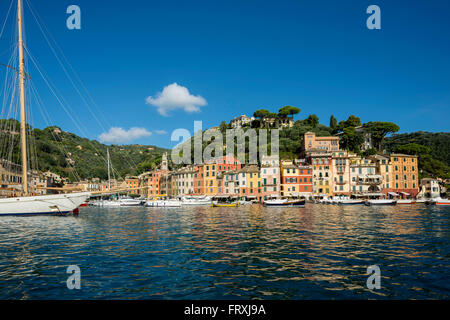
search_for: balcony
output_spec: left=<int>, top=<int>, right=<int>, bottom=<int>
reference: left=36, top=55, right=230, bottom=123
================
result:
left=335, top=180, right=347, bottom=185
left=356, top=175, right=383, bottom=185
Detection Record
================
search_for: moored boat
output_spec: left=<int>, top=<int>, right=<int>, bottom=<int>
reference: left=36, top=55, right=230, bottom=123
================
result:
left=119, top=198, right=143, bottom=207
left=338, top=199, right=365, bottom=205
left=397, top=199, right=416, bottom=205
left=431, top=198, right=450, bottom=206
left=212, top=202, right=239, bottom=208
left=181, top=196, right=212, bottom=206
left=263, top=199, right=306, bottom=207
left=145, top=199, right=182, bottom=207
left=0, top=192, right=90, bottom=216
left=365, top=199, right=397, bottom=206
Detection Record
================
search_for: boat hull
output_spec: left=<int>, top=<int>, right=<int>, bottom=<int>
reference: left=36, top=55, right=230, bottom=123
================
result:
left=338, top=200, right=365, bottom=205
left=264, top=200, right=306, bottom=207
left=365, top=200, right=397, bottom=206
left=212, top=203, right=239, bottom=208
left=0, top=192, right=91, bottom=216
left=397, top=200, right=416, bottom=205
left=146, top=200, right=182, bottom=207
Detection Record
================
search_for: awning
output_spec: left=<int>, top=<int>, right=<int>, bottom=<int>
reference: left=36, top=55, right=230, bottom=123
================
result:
left=400, top=192, right=410, bottom=196
left=246, top=196, right=257, bottom=199
left=363, top=193, right=384, bottom=196
left=388, top=192, right=399, bottom=196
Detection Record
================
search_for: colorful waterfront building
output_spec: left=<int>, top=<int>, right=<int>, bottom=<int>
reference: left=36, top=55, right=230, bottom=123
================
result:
left=204, top=155, right=242, bottom=196
left=385, top=154, right=419, bottom=198
left=331, top=151, right=352, bottom=196
left=368, top=154, right=392, bottom=193
left=260, top=155, right=280, bottom=200
left=222, top=170, right=240, bottom=197
left=349, top=157, right=383, bottom=196
left=193, top=164, right=204, bottom=195
left=308, top=152, right=333, bottom=197
left=125, top=176, right=140, bottom=195
left=238, top=165, right=262, bottom=202
left=174, top=166, right=195, bottom=196
left=280, top=160, right=313, bottom=198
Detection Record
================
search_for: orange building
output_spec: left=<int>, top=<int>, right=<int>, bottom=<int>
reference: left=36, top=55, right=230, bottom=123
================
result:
left=193, top=164, right=205, bottom=195
left=280, top=160, right=313, bottom=198
left=384, top=154, right=419, bottom=198
left=304, top=132, right=340, bottom=153
left=125, top=177, right=139, bottom=195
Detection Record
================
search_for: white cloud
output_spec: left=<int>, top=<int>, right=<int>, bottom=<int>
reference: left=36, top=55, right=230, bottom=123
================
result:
left=146, top=83, right=207, bottom=116
left=154, top=130, right=168, bottom=135
left=99, top=127, right=152, bottom=144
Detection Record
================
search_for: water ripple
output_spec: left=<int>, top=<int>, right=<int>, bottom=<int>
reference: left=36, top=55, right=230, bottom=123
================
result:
left=0, top=204, right=449, bottom=299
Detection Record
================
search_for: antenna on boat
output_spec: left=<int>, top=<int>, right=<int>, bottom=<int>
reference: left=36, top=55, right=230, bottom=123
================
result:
left=17, top=0, right=28, bottom=196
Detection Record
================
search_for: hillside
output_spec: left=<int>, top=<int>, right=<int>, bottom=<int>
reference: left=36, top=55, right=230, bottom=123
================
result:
left=0, top=120, right=168, bottom=182
left=184, top=112, right=450, bottom=179
left=383, top=132, right=450, bottom=166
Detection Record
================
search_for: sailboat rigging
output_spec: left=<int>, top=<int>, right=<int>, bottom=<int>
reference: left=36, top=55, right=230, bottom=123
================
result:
left=0, top=0, right=90, bottom=215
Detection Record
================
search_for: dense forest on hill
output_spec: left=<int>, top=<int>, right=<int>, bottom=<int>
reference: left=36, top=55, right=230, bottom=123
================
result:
left=0, top=120, right=168, bottom=182
left=383, top=132, right=450, bottom=166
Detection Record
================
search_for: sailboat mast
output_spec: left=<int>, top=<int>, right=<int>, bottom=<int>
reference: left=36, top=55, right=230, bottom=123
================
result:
left=107, top=148, right=111, bottom=190
left=17, top=0, right=28, bottom=196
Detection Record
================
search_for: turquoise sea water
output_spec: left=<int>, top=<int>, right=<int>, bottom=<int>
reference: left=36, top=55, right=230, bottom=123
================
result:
left=0, top=204, right=449, bottom=299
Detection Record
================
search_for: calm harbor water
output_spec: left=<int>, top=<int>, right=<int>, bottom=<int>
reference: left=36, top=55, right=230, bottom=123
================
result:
left=0, top=204, right=449, bottom=299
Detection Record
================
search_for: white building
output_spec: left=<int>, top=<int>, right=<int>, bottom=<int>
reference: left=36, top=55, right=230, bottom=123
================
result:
left=419, top=178, right=441, bottom=198
left=230, top=115, right=255, bottom=128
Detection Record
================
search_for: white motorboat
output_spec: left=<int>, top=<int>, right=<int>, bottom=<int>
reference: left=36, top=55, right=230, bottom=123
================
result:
left=397, top=199, right=416, bottom=205
left=0, top=192, right=91, bottom=216
left=365, top=199, right=397, bottom=206
left=119, top=198, right=143, bottom=207
left=146, top=199, right=182, bottom=207
left=101, top=200, right=121, bottom=208
left=181, top=196, right=212, bottom=206
left=339, top=199, right=365, bottom=205
left=430, top=197, right=450, bottom=206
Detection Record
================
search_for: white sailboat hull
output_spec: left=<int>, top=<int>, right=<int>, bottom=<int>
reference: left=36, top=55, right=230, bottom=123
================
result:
left=0, top=192, right=91, bottom=216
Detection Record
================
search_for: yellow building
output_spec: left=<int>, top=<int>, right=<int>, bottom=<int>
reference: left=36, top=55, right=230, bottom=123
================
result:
left=238, top=165, right=262, bottom=201
left=204, top=163, right=217, bottom=195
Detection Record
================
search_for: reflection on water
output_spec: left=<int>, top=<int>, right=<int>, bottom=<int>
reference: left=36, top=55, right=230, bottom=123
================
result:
left=0, top=204, right=449, bottom=299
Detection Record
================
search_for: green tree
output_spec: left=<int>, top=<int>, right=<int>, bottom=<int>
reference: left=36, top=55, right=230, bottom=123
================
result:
left=337, top=115, right=361, bottom=131
left=253, top=109, right=270, bottom=128
left=330, top=115, right=338, bottom=133
left=306, top=114, right=319, bottom=128
left=394, top=143, right=431, bottom=156
left=278, top=106, right=300, bottom=119
left=364, top=121, right=400, bottom=151
left=341, top=126, right=364, bottom=153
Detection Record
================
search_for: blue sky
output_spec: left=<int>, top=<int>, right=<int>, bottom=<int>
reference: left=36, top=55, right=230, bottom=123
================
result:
left=0, top=0, right=449, bottom=148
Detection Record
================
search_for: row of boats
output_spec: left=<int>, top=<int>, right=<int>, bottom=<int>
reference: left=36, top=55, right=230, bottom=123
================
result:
left=90, top=194, right=450, bottom=208
left=316, top=196, right=450, bottom=206
left=89, top=195, right=450, bottom=208
left=88, top=196, right=308, bottom=208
